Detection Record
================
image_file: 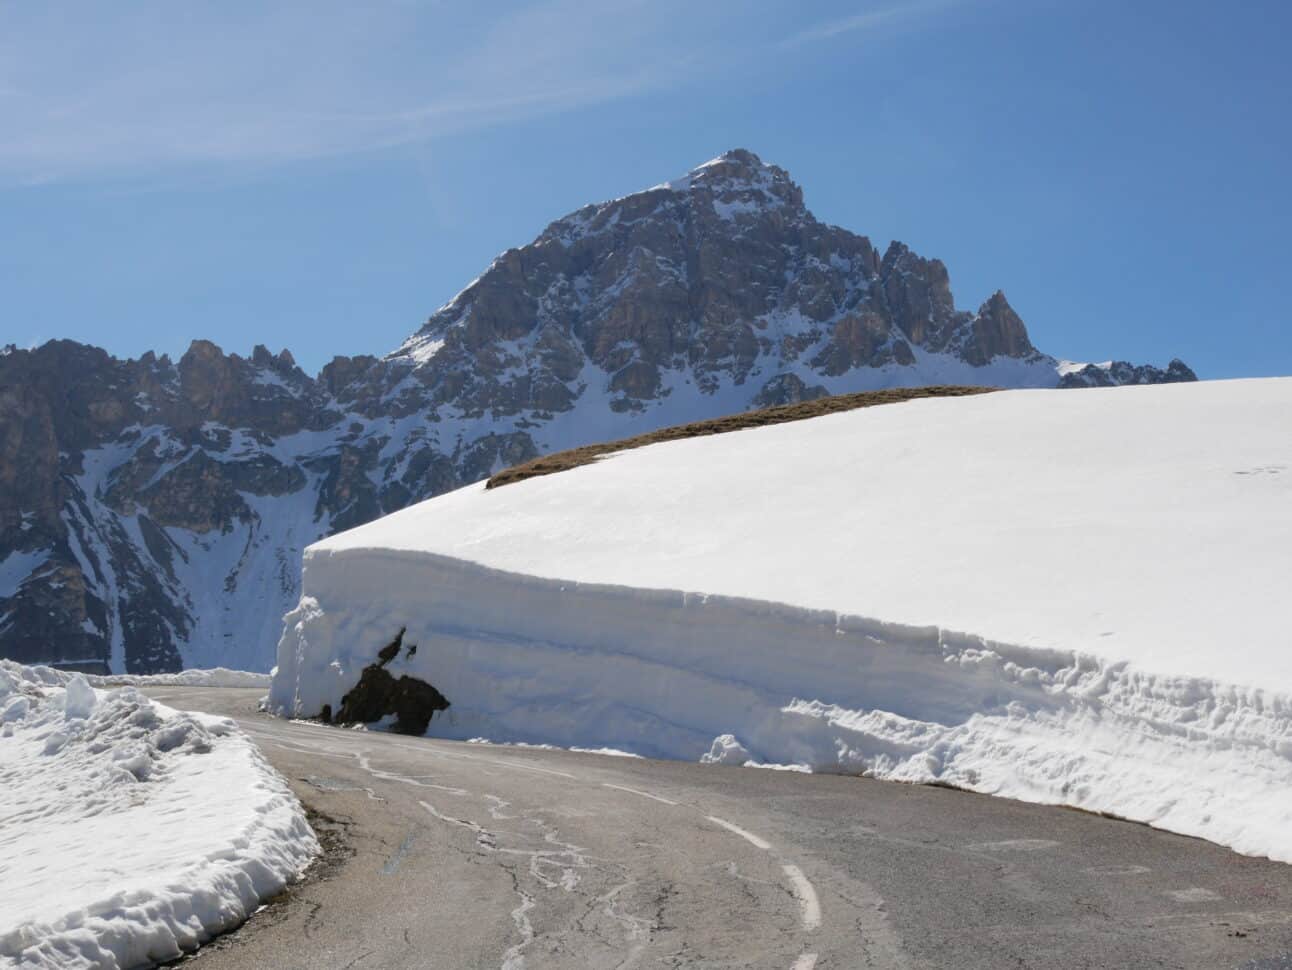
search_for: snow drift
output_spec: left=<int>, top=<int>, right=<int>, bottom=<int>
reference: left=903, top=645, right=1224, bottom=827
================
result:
left=269, top=378, right=1292, bottom=862
left=85, top=668, right=271, bottom=689
left=1, top=661, right=317, bottom=970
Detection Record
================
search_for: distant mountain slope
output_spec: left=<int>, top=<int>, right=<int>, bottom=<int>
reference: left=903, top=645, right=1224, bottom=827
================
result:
left=0, top=149, right=1195, bottom=673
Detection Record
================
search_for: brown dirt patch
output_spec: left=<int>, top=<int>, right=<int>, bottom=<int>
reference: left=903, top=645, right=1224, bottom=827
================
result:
left=486, top=384, right=996, bottom=489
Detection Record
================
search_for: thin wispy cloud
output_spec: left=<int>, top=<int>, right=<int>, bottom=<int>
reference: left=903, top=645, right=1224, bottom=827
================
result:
left=0, top=0, right=962, bottom=185
left=0, top=0, right=708, bottom=183
left=786, top=0, right=969, bottom=46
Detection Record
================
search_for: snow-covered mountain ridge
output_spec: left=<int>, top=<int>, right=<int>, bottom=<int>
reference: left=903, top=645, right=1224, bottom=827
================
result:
left=0, top=149, right=1195, bottom=673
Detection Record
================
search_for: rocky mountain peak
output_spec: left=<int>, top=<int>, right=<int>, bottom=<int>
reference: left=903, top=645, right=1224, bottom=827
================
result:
left=511, top=148, right=807, bottom=264
left=964, top=290, right=1036, bottom=366
left=696, top=146, right=767, bottom=174
left=251, top=344, right=298, bottom=372
left=673, top=148, right=805, bottom=210
left=0, top=149, right=1197, bottom=675
left=390, top=150, right=1070, bottom=420
left=319, top=354, right=380, bottom=399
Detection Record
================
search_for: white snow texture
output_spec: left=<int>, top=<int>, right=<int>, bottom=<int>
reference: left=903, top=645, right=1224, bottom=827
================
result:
left=84, top=668, right=271, bottom=689
left=1, top=661, right=317, bottom=969
left=270, top=379, right=1292, bottom=862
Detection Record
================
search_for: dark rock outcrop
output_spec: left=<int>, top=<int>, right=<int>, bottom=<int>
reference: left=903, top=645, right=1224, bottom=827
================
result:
left=1059, top=358, right=1198, bottom=388
left=328, top=629, right=449, bottom=735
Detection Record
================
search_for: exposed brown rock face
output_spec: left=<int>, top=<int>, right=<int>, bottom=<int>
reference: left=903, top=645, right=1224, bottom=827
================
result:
left=962, top=291, right=1037, bottom=367
left=386, top=149, right=1073, bottom=420
left=0, top=149, right=1193, bottom=673
left=752, top=374, right=829, bottom=408
left=319, top=354, right=378, bottom=399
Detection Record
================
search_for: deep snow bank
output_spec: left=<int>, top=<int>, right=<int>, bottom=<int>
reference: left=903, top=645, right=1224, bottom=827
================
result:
left=1, top=661, right=317, bottom=970
left=86, top=668, right=271, bottom=689
left=270, top=379, right=1292, bottom=861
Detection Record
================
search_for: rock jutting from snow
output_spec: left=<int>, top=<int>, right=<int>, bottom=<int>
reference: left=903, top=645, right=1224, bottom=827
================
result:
left=0, top=149, right=1195, bottom=673
left=323, top=628, right=450, bottom=735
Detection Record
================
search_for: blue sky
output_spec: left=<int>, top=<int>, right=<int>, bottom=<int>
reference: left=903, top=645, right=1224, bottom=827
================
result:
left=1, top=0, right=1288, bottom=378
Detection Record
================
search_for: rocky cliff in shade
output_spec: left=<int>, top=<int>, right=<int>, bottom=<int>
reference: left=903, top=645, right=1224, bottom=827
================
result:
left=0, top=149, right=1195, bottom=673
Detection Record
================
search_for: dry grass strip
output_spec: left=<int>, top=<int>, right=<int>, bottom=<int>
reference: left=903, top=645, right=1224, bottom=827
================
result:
left=486, top=384, right=996, bottom=489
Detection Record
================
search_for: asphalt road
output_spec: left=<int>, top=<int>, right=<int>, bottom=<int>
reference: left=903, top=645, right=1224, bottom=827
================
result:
left=149, top=687, right=1292, bottom=970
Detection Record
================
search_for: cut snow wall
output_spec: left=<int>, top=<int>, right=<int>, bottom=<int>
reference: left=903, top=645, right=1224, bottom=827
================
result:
left=270, top=548, right=1292, bottom=864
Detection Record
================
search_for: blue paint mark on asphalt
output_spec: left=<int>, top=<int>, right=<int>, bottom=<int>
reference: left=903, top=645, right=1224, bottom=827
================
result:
left=1240, top=955, right=1292, bottom=970
left=381, top=830, right=418, bottom=875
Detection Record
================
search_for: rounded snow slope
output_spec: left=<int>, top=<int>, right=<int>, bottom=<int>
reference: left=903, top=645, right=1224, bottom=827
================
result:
left=280, top=379, right=1292, bottom=863
left=0, top=662, right=317, bottom=970
left=86, top=668, right=272, bottom=689
left=313, top=378, right=1292, bottom=688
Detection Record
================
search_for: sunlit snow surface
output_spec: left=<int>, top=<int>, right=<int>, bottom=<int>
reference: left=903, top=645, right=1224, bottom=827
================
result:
left=272, top=379, right=1292, bottom=861
left=1, top=662, right=316, bottom=969
left=84, top=668, right=271, bottom=689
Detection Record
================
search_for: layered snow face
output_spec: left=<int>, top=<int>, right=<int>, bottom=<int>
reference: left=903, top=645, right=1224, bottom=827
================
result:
left=272, top=378, right=1292, bottom=861
left=1, top=661, right=317, bottom=970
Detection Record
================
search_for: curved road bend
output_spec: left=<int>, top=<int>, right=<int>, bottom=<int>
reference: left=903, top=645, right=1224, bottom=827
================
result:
left=148, top=687, right=1292, bottom=970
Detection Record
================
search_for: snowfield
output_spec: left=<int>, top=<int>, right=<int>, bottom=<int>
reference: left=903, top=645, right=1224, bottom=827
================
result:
left=84, top=668, right=271, bottom=689
left=270, top=378, right=1292, bottom=862
left=1, top=661, right=317, bottom=970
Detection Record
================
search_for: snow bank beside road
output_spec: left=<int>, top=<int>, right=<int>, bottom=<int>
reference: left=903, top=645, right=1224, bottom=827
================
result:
left=1, top=661, right=316, bottom=970
left=86, top=667, right=271, bottom=689
left=270, top=378, right=1292, bottom=862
